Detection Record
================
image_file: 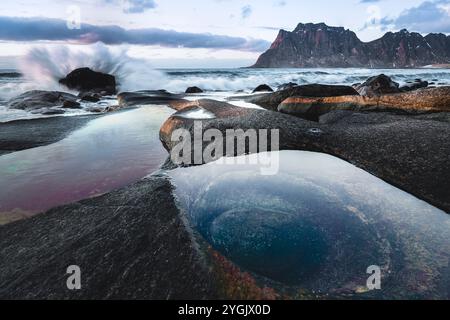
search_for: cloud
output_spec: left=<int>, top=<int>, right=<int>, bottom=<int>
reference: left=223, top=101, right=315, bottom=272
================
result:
left=104, top=0, right=157, bottom=14
left=123, top=0, right=157, bottom=13
left=241, top=5, right=252, bottom=19
left=376, top=0, right=450, bottom=33
left=0, top=16, right=270, bottom=52
left=360, top=0, right=380, bottom=3
left=255, top=26, right=285, bottom=31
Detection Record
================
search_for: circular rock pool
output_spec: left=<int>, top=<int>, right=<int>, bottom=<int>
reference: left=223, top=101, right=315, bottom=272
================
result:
left=168, top=151, right=450, bottom=299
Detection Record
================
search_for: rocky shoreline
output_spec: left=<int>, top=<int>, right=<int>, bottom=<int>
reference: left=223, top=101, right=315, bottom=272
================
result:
left=0, top=70, right=450, bottom=299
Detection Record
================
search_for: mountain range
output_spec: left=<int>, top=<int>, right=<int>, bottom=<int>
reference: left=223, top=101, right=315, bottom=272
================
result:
left=252, top=23, right=450, bottom=68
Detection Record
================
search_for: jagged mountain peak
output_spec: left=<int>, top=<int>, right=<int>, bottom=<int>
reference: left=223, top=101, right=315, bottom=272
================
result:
left=293, top=22, right=347, bottom=33
left=252, top=23, right=450, bottom=68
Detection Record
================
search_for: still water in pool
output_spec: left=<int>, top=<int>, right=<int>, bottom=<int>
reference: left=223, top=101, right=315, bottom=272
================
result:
left=169, top=151, right=450, bottom=298
left=0, top=106, right=174, bottom=222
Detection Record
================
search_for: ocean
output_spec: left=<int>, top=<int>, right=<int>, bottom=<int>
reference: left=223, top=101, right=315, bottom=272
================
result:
left=2, top=67, right=450, bottom=122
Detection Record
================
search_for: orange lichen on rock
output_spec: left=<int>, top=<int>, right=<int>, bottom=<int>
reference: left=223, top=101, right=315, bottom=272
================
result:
left=208, top=248, right=279, bottom=300
left=279, top=87, right=450, bottom=117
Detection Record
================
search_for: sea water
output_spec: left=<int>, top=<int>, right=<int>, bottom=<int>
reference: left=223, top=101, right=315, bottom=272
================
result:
left=2, top=67, right=450, bottom=122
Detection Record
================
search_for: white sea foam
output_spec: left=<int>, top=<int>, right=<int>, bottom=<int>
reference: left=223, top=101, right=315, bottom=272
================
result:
left=162, top=68, right=450, bottom=93
left=17, top=43, right=166, bottom=92
left=0, top=43, right=167, bottom=101
left=0, top=43, right=168, bottom=120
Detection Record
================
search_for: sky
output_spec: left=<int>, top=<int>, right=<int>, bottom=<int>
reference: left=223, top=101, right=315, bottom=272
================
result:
left=0, top=0, right=449, bottom=68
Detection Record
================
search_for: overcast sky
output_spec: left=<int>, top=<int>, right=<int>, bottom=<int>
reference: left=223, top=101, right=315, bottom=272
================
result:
left=0, top=0, right=449, bottom=67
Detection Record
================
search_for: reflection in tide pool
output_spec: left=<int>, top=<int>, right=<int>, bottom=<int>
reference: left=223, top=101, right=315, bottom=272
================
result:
left=169, top=151, right=450, bottom=299
left=0, top=106, right=174, bottom=223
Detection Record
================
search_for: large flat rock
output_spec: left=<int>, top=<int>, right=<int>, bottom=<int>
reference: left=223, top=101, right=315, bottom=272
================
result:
left=0, top=175, right=219, bottom=299
left=247, top=84, right=359, bottom=111
left=0, top=115, right=101, bottom=156
left=7, top=90, right=79, bottom=112
left=278, top=87, right=450, bottom=120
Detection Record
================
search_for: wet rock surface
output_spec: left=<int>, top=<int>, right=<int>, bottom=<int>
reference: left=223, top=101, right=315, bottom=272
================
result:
left=59, top=68, right=116, bottom=95
left=78, top=92, right=101, bottom=103
left=400, top=79, right=429, bottom=92
left=62, top=100, right=81, bottom=109
left=0, top=114, right=101, bottom=156
left=0, top=175, right=219, bottom=299
left=117, top=90, right=185, bottom=108
left=185, top=86, right=204, bottom=94
left=277, top=82, right=297, bottom=91
left=7, top=90, right=79, bottom=112
left=39, top=109, right=66, bottom=115
left=355, top=74, right=401, bottom=97
left=323, top=112, right=450, bottom=212
left=278, top=86, right=450, bottom=120
left=252, top=84, right=273, bottom=93
left=160, top=99, right=255, bottom=152
left=248, top=84, right=359, bottom=111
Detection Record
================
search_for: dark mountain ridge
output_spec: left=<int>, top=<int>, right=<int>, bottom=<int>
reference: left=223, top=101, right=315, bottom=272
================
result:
left=252, top=23, right=450, bottom=68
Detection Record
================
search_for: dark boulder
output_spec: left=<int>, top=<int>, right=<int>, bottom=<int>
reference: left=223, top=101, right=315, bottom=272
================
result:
left=400, top=79, right=429, bottom=92
left=59, top=68, right=116, bottom=95
left=85, top=105, right=119, bottom=114
left=85, top=107, right=104, bottom=113
left=105, top=105, right=121, bottom=113
left=277, top=82, right=298, bottom=91
left=7, top=90, right=78, bottom=112
left=185, top=86, right=204, bottom=94
left=78, top=92, right=101, bottom=103
left=252, top=84, right=274, bottom=93
left=248, top=84, right=359, bottom=111
left=117, top=91, right=185, bottom=108
left=355, top=74, right=401, bottom=97
left=0, top=72, right=22, bottom=78
left=62, top=100, right=81, bottom=109
left=40, top=109, right=66, bottom=115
